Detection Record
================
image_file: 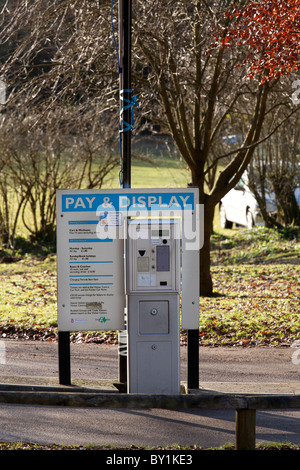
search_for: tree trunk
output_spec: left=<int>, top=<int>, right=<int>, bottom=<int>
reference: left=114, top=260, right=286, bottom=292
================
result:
left=273, top=180, right=300, bottom=226
left=191, top=168, right=215, bottom=297
left=200, top=202, right=215, bottom=296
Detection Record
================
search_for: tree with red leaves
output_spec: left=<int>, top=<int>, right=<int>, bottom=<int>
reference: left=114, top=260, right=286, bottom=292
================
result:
left=220, top=0, right=300, bottom=82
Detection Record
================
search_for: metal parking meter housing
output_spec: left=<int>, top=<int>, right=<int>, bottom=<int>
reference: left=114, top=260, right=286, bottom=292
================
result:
left=126, top=218, right=180, bottom=394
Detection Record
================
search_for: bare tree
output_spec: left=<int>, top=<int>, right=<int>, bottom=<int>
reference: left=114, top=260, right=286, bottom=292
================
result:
left=248, top=96, right=300, bottom=227
left=0, top=0, right=120, bottom=244
left=132, top=0, right=292, bottom=294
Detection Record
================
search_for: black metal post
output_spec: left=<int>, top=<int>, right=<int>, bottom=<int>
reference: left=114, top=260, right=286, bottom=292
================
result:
left=118, top=0, right=132, bottom=389
left=58, top=331, right=71, bottom=385
left=187, top=329, right=199, bottom=389
left=119, top=0, right=132, bottom=188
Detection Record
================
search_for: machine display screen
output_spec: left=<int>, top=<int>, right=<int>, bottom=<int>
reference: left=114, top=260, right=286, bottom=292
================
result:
left=156, top=245, right=170, bottom=272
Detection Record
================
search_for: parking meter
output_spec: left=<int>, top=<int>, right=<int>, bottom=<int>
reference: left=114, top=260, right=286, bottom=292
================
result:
left=126, top=218, right=180, bottom=394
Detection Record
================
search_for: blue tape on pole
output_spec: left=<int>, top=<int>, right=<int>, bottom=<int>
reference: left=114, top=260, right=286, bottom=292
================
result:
left=119, top=89, right=139, bottom=134
left=119, top=89, right=132, bottom=133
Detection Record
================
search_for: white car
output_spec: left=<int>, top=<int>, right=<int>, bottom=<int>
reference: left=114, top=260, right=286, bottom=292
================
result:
left=219, top=175, right=277, bottom=229
left=295, top=187, right=300, bottom=206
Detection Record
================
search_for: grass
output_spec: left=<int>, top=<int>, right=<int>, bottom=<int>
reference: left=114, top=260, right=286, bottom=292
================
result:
left=0, top=255, right=57, bottom=334
left=198, top=224, right=300, bottom=347
left=0, top=225, right=299, bottom=347
left=104, top=155, right=190, bottom=189
left=0, top=440, right=299, bottom=451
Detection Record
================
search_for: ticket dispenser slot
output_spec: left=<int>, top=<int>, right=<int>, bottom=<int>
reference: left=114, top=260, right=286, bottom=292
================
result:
left=126, top=219, right=180, bottom=394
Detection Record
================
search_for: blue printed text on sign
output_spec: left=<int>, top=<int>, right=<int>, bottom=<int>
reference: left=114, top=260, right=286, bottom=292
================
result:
left=62, top=192, right=195, bottom=212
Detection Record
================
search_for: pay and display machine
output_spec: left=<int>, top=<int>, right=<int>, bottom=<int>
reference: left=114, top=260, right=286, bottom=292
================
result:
left=126, top=218, right=180, bottom=394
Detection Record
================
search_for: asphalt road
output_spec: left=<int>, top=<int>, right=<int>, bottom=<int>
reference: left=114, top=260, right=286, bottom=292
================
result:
left=0, top=340, right=299, bottom=449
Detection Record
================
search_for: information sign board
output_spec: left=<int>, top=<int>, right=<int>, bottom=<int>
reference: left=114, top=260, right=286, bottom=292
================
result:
left=56, top=188, right=200, bottom=331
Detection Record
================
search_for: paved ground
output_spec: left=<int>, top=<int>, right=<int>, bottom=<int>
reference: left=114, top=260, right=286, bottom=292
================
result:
left=0, top=340, right=299, bottom=449
left=1, top=339, right=300, bottom=385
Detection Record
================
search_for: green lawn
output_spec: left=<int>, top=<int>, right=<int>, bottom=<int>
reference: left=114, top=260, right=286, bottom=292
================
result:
left=0, top=224, right=299, bottom=346
left=202, top=227, right=300, bottom=346
left=104, top=156, right=190, bottom=189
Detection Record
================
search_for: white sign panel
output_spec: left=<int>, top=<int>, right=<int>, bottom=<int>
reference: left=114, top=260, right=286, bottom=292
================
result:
left=56, top=188, right=200, bottom=331
left=56, top=191, right=126, bottom=331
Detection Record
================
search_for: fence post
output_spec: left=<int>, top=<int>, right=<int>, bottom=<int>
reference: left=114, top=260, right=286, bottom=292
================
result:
left=235, top=409, right=256, bottom=450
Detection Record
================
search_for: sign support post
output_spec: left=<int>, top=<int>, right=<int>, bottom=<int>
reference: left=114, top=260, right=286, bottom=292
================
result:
left=118, top=0, right=132, bottom=389
left=58, top=331, right=71, bottom=385
left=119, top=0, right=132, bottom=189
left=187, top=329, right=199, bottom=389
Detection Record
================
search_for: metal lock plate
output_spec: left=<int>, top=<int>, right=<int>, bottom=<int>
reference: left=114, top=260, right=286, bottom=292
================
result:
left=138, top=301, right=169, bottom=334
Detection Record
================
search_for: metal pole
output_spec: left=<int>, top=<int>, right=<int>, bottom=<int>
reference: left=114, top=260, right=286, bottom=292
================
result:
left=58, top=331, right=71, bottom=385
left=118, top=0, right=132, bottom=389
left=187, top=329, right=199, bottom=389
left=119, top=0, right=132, bottom=188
